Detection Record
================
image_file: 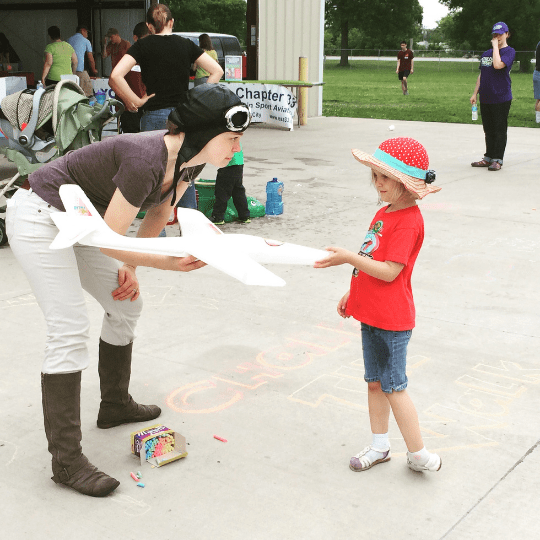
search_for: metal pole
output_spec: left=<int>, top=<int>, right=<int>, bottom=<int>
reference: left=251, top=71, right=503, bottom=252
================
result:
left=298, top=57, right=308, bottom=126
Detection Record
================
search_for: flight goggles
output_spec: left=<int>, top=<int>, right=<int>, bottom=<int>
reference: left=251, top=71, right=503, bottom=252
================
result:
left=224, top=104, right=251, bottom=131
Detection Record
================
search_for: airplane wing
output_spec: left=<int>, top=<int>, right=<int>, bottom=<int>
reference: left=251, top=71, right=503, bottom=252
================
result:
left=51, top=185, right=284, bottom=286
left=182, top=236, right=286, bottom=287
left=51, top=185, right=330, bottom=286
left=222, top=234, right=329, bottom=265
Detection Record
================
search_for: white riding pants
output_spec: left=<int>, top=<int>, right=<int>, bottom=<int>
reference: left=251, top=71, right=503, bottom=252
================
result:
left=6, top=189, right=142, bottom=374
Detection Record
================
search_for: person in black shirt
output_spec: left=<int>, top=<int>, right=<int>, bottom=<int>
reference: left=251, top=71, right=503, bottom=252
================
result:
left=110, top=3, right=223, bottom=217
left=110, top=3, right=222, bottom=126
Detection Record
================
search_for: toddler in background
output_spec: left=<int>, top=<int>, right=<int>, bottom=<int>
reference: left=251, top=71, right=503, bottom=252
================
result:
left=211, top=143, right=251, bottom=225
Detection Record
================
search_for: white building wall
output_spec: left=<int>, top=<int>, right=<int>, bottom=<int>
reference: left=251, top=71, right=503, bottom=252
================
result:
left=258, top=0, right=324, bottom=117
left=0, top=0, right=145, bottom=82
left=0, top=1, right=77, bottom=80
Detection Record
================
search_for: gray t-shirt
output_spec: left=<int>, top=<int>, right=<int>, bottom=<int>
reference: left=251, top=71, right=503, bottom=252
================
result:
left=29, top=131, right=201, bottom=216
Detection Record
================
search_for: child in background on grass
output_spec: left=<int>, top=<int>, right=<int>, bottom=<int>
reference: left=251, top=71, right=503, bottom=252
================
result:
left=211, top=143, right=251, bottom=225
left=315, top=137, right=442, bottom=473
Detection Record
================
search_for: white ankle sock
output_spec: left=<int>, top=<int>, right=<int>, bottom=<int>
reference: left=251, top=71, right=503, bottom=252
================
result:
left=363, top=432, right=390, bottom=462
left=408, top=447, right=430, bottom=465
left=372, top=432, right=390, bottom=451
left=536, top=111, right=540, bottom=123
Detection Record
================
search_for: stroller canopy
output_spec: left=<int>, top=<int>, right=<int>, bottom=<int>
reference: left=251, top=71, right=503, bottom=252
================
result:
left=1, top=86, right=55, bottom=131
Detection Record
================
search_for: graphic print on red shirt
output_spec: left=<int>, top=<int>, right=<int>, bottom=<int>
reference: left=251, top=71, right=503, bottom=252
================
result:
left=346, top=205, right=424, bottom=331
left=397, top=49, right=414, bottom=72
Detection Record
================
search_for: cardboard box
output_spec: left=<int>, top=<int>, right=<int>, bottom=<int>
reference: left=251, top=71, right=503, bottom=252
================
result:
left=130, top=424, right=188, bottom=467
left=0, top=76, right=27, bottom=102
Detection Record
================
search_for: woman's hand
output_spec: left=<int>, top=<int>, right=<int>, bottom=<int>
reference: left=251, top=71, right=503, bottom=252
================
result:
left=127, top=92, right=156, bottom=112
left=491, top=37, right=499, bottom=50
left=337, top=291, right=350, bottom=318
left=113, top=263, right=140, bottom=302
left=470, top=94, right=477, bottom=105
left=314, top=246, right=353, bottom=268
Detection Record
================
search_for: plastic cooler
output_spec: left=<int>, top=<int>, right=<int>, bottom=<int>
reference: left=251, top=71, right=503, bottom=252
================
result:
left=195, top=179, right=239, bottom=222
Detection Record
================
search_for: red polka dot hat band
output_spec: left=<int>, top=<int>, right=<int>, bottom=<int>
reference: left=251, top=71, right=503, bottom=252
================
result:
left=352, top=137, right=441, bottom=199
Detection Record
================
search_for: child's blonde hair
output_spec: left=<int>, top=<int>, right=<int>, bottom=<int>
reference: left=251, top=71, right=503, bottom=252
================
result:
left=370, top=169, right=417, bottom=204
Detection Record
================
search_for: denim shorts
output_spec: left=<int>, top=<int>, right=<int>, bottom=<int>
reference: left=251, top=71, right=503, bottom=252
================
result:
left=140, top=107, right=175, bottom=132
left=361, top=323, right=412, bottom=393
left=534, top=70, right=540, bottom=100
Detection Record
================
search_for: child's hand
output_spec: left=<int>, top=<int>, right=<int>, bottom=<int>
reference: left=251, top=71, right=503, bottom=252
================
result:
left=314, top=246, right=352, bottom=268
left=337, top=291, right=350, bottom=318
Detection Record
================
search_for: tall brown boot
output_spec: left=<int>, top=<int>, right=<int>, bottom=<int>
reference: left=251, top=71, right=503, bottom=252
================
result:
left=41, top=372, right=120, bottom=497
left=97, top=339, right=161, bottom=429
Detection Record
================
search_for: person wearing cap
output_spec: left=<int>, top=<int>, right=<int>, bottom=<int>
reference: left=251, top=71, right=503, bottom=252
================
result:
left=5, top=84, right=250, bottom=498
left=470, top=22, right=515, bottom=171
left=397, top=41, right=414, bottom=96
left=315, top=137, right=442, bottom=474
left=66, top=25, right=97, bottom=96
left=101, top=28, right=131, bottom=72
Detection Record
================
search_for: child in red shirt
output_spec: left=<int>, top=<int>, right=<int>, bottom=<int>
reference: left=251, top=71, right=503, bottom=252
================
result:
left=315, top=137, right=442, bottom=473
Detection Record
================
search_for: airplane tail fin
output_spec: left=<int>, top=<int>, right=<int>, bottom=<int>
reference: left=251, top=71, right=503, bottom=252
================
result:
left=49, top=184, right=105, bottom=249
left=58, top=184, right=105, bottom=223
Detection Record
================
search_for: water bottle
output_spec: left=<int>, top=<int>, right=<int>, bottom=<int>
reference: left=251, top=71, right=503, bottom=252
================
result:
left=265, top=177, right=284, bottom=216
left=36, top=80, right=44, bottom=90
left=472, top=104, right=478, bottom=121
left=95, top=90, right=106, bottom=105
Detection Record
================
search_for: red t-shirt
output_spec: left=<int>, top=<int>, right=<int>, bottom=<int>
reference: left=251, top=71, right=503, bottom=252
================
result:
left=346, top=205, right=424, bottom=331
left=397, top=49, right=414, bottom=72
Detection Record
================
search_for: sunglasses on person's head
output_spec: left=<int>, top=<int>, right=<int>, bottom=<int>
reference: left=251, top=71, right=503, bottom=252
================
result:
left=224, top=105, right=251, bottom=131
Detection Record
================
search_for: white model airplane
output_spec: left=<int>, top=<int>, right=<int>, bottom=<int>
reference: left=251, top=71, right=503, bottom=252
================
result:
left=49, top=184, right=329, bottom=287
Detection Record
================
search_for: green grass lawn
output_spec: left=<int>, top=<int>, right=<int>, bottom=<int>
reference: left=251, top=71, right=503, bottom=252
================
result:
left=322, top=60, right=537, bottom=128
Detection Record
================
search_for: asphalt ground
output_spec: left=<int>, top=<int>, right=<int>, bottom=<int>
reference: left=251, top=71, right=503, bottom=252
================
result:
left=1, top=117, right=539, bottom=539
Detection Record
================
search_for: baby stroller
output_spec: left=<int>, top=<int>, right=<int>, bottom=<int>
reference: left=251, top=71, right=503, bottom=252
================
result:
left=0, top=79, right=123, bottom=245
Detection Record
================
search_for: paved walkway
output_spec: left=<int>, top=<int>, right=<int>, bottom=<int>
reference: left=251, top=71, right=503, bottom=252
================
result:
left=1, top=117, right=539, bottom=539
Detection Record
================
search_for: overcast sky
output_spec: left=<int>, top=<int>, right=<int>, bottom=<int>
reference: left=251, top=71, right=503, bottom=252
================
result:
left=419, top=0, right=450, bottom=29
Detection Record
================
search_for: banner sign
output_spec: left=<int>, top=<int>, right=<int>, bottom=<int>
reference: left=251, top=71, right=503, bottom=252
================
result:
left=224, top=83, right=297, bottom=130
left=91, top=78, right=116, bottom=100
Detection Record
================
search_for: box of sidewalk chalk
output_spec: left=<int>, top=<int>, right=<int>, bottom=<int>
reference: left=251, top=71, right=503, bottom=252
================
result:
left=130, top=424, right=188, bottom=467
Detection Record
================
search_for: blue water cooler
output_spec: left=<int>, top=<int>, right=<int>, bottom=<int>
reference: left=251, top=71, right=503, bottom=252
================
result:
left=265, top=178, right=284, bottom=215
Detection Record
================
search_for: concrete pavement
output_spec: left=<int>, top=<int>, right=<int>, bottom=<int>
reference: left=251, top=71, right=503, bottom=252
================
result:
left=1, top=117, right=539, bottom=539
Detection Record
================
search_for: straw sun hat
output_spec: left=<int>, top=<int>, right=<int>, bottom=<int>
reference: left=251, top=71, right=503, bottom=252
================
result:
left=352, top=137, right=441, bottom=199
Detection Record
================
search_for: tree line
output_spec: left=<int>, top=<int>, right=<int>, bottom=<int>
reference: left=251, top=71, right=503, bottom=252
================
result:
left=168, top=0, right=247, bottom=47
left=325, top=0, right=540, bottom=72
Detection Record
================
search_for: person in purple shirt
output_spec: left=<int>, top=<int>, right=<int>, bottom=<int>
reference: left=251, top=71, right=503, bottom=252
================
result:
left=534, top=40, right=540, bottom=123
left=470, top=22, right=515, bottom=171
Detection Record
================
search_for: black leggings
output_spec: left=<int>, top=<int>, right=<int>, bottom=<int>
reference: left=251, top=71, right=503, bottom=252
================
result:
left=480, top=100, right=512, bottom=162
left=212, top=164, right=249, bottom=221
